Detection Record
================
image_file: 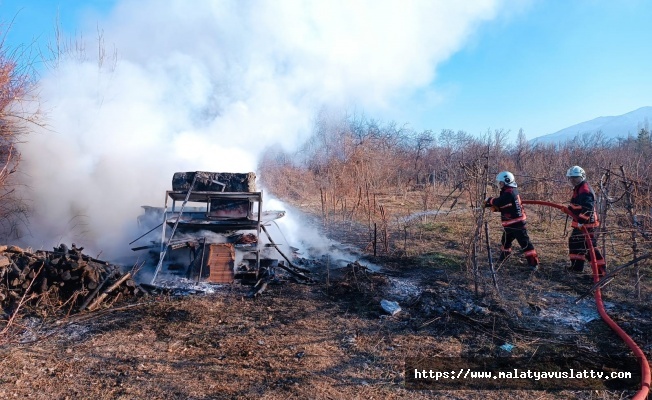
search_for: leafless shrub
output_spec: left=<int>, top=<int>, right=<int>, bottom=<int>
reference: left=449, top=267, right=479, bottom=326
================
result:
left=0, top=24, right=41, bottom=240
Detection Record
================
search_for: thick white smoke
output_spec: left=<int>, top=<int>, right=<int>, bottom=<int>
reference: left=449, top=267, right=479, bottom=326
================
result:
left=15, top=0, right=503, bottom=261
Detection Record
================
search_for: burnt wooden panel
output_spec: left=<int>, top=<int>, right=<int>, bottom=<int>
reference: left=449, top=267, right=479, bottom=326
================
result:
left=205, top=243, right=235, bottom=283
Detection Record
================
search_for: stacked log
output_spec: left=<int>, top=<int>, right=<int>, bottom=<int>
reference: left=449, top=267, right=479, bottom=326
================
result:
left=0, top=243, right=140, bottom=317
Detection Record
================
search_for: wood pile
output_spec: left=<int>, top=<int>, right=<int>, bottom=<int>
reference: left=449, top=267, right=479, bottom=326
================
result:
left=0, top=243, right=140, bottom=318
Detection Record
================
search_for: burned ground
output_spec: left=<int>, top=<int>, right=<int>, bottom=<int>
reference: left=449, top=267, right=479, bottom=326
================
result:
left=0, top=206, right=651, bottom=399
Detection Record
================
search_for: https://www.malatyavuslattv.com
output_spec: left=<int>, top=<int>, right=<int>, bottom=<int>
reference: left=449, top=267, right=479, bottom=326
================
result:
left=405, top=357, right=640, bottom=390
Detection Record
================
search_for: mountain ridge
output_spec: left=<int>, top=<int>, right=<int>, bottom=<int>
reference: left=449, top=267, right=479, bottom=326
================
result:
left=531, top=106, right=652, bottom=144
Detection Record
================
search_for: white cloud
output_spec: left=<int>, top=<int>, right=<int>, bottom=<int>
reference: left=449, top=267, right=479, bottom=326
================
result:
left=15, top=0, right=503, bottom=259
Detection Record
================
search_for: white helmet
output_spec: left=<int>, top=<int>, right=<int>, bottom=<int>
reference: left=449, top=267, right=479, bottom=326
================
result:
left=496, top=171, right=517, bottom=187
left=566, top=166, right=586, bottom=180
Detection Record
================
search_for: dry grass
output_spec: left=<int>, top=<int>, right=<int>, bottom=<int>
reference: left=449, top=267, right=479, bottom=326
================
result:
left=0, top=191, right=650, bottom=399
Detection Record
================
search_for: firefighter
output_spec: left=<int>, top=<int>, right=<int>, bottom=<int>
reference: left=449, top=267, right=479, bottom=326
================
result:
left=566, top=166, right=606, bottom=277
left=485, top=171, right=539, bottom=271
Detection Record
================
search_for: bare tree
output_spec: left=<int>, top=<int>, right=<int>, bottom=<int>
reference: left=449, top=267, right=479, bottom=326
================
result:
left=0, top=25, right=41, bottom=239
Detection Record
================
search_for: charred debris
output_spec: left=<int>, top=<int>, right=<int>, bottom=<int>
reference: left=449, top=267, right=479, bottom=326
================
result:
left=131, top=171, right=313, bottom=298
left=0, top=171, right=317, bottom=322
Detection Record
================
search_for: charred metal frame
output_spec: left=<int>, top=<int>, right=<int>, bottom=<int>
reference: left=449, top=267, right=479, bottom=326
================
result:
left=151, top=185, right=264, bottom=284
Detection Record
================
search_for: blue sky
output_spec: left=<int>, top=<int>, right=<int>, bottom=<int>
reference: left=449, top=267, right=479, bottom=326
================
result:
left=1, top=0, right=652, bottom=253
left=1, top=0, right=651, bottom=141
left=418, top=0, right=652, bottom=140
left=1, top=0, right=112, bottom=50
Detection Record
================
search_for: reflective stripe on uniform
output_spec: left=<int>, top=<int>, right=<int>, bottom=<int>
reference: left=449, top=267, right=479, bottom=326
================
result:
left=502, top=215, right=527, bottom=226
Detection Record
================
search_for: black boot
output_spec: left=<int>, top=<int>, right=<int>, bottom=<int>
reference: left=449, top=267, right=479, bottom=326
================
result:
left=568, top=260, right=584, bottom=273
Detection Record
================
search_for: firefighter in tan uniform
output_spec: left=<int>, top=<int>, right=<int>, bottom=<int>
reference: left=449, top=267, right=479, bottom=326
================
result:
left=566, top=166, right=606, bottom=277
left=485, top=171, right=539, bottom=271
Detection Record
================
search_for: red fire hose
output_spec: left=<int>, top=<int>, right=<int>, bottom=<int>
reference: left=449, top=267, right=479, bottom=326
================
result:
left=522, top=200, right=651, bottom=399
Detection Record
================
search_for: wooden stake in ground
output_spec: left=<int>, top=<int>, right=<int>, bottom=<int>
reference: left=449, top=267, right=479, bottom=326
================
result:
left=484, top=221, right=499, bottom=291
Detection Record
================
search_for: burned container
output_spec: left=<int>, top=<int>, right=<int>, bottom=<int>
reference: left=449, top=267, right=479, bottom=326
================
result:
left=134, top=171, right=286, bottom=285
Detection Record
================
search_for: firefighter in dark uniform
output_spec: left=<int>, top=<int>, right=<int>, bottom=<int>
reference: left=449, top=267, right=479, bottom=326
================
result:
left=566, top=166, right=606, bottom=277
left=485, top=171, right=539, bottom=271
